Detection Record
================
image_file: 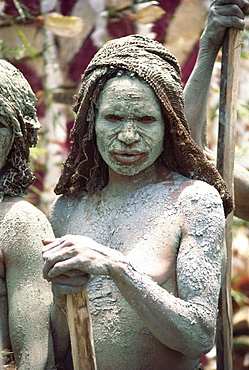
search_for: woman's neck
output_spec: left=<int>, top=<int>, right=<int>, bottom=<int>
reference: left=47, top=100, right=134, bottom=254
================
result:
left=103, top=161, right=171, bottom=198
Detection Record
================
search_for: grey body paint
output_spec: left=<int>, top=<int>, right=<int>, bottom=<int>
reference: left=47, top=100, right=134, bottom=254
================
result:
left=95, top=76, right=165, bottom=176
left=0, top=59, right=55, bottom=369
left=51, top=172, right=225, bottom=370
left=0, top=197, right=55, bottom=369
left=45, top=73, right=226, bottom=369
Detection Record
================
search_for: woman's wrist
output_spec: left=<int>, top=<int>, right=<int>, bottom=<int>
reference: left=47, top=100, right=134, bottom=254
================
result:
left=200, top=31, right=222, bottom=54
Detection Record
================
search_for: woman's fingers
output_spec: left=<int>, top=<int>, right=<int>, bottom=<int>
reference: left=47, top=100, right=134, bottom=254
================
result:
left=52, top=272, right=90, bottom=286
left=51, top=272, right=90, bottom=295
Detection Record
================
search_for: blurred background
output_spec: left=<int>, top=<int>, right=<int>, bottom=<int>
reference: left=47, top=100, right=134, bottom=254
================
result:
left=0, top=1, right=248, bottom=368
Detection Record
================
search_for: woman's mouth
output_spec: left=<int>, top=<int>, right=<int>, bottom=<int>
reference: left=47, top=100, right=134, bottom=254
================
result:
left=112, top=151, right=146, bottom=164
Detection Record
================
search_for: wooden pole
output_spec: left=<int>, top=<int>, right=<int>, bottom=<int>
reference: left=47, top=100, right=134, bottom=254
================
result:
left=216, top=27, right=242, bottom=370
left=67, top=290, right=97, bottom=370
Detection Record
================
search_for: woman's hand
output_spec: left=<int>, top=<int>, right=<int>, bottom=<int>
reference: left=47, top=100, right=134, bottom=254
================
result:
left=42, top=235, right=128, bottom=293
left=202, top=0, right=249, bottom=48
left=50, top=269, right=91, bottom=296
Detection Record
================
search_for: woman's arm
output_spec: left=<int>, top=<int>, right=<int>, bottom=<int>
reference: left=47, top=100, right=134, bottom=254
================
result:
left=184, top=0, right=249, bottom=221
left=3, top=199, right=55, bottom=369
left=184, top=0, right=249, bottom=147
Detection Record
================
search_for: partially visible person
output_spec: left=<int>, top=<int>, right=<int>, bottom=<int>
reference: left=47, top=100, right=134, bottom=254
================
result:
left=184, top=0, right=249, bottom=221
left=0, top=60, right=55, bottom=369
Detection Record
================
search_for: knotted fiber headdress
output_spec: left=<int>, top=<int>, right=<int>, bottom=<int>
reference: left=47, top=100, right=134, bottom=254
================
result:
left=0, top=59, right=40, bottom=197
left=55, top=34, right=233, bottom=217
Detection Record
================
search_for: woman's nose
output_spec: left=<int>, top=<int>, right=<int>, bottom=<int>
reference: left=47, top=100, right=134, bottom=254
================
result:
left=117, top=122, right=140, bottom=144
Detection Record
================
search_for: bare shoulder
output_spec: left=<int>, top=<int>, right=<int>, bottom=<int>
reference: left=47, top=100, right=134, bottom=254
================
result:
left=175, top=178, right=226, bottom=233
left=178, top=178, right=224, bottom=209
left=0, top=196, right=24, bottom=219
left=0, top=197, right=54, bottom=254
left=50, top=195, right=80, bottom=237
left=1, top=196, right=52, bottom=226
left=156, top=174, right=225, bottom=227
left=159, top=173, right=223, bottom=208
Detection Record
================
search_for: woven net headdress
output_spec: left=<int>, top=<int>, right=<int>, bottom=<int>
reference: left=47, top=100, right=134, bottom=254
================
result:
left=55, top=35, right=233, bottom=217
left=0, top=59, right=40, bottom=197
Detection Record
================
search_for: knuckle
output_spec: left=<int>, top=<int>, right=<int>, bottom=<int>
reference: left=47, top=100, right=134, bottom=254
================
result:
left=230, top=3, right=243, bottom=14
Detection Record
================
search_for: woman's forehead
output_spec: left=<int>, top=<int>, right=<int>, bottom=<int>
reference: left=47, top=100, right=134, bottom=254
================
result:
left=96, top=76, right=163, bottom=121
left=99, top=75, right=158, bottom=103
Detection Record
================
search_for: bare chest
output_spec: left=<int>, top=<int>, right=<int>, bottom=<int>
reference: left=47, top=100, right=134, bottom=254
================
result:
left=63, top=185, right=182, bottom=287
left=62, top=189, right=195, bottom=369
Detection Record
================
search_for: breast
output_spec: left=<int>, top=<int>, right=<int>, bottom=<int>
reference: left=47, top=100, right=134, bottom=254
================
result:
left=58, top=188, right=198, bottom=369
left=88, top=275, right=183, bottom=370
left=63, top=189, right=181, bottom=290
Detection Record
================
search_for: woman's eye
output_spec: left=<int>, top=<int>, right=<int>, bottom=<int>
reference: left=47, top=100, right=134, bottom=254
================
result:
left=105, top=115, right=123, bottom=123
left=137, top=116, right=155, bottom=124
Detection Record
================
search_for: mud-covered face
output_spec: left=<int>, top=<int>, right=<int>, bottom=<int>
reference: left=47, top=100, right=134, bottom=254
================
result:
left=0, top=121, right=13, bottom=170
left=95, top=76, right=165, bottom=176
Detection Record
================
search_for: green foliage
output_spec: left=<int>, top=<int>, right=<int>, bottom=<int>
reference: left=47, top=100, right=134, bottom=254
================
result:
left=10, top=0, right=34, bottom=21
left=8, top=18, right=39, bottom=58
left=0, top=39, right=26, bottom=60
left=29, top=147, right=47, bottom=168
left=233, top=217, right=249, bottom=231
left=241, top=28, right=249, bottom=59
left=231, top=287, right=249, bottom=308
left=237, top=99, right=249, bottom=120
left=0, top=0, right=39, bottom=59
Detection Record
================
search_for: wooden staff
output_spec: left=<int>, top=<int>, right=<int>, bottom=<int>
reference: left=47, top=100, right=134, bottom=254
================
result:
left=67, top=290, right=97, bottom=370
left=216, top=27, right=242, bottom=370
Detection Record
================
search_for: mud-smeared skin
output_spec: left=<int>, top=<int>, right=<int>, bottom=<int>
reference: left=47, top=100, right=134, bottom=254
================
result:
left=95, top=76, right=165, bottom=176
left=45, top=73, right=226, bottom=369
left=0, top=59, right=55, bottom=369
left=0, top=198, right=55, bottom=369
left=51, top=171, right=225, bottom=370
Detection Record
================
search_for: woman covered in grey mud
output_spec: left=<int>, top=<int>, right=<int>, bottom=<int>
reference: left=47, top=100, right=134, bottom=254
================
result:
left=42, top=1, right=248, bottom=369
left=0, top=60, right=55, bottom=369
left=42, top=29, right=234, bottom=370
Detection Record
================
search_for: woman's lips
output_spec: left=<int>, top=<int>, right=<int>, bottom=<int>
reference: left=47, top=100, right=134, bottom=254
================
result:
left=112, top=152, right=146, bottom=164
